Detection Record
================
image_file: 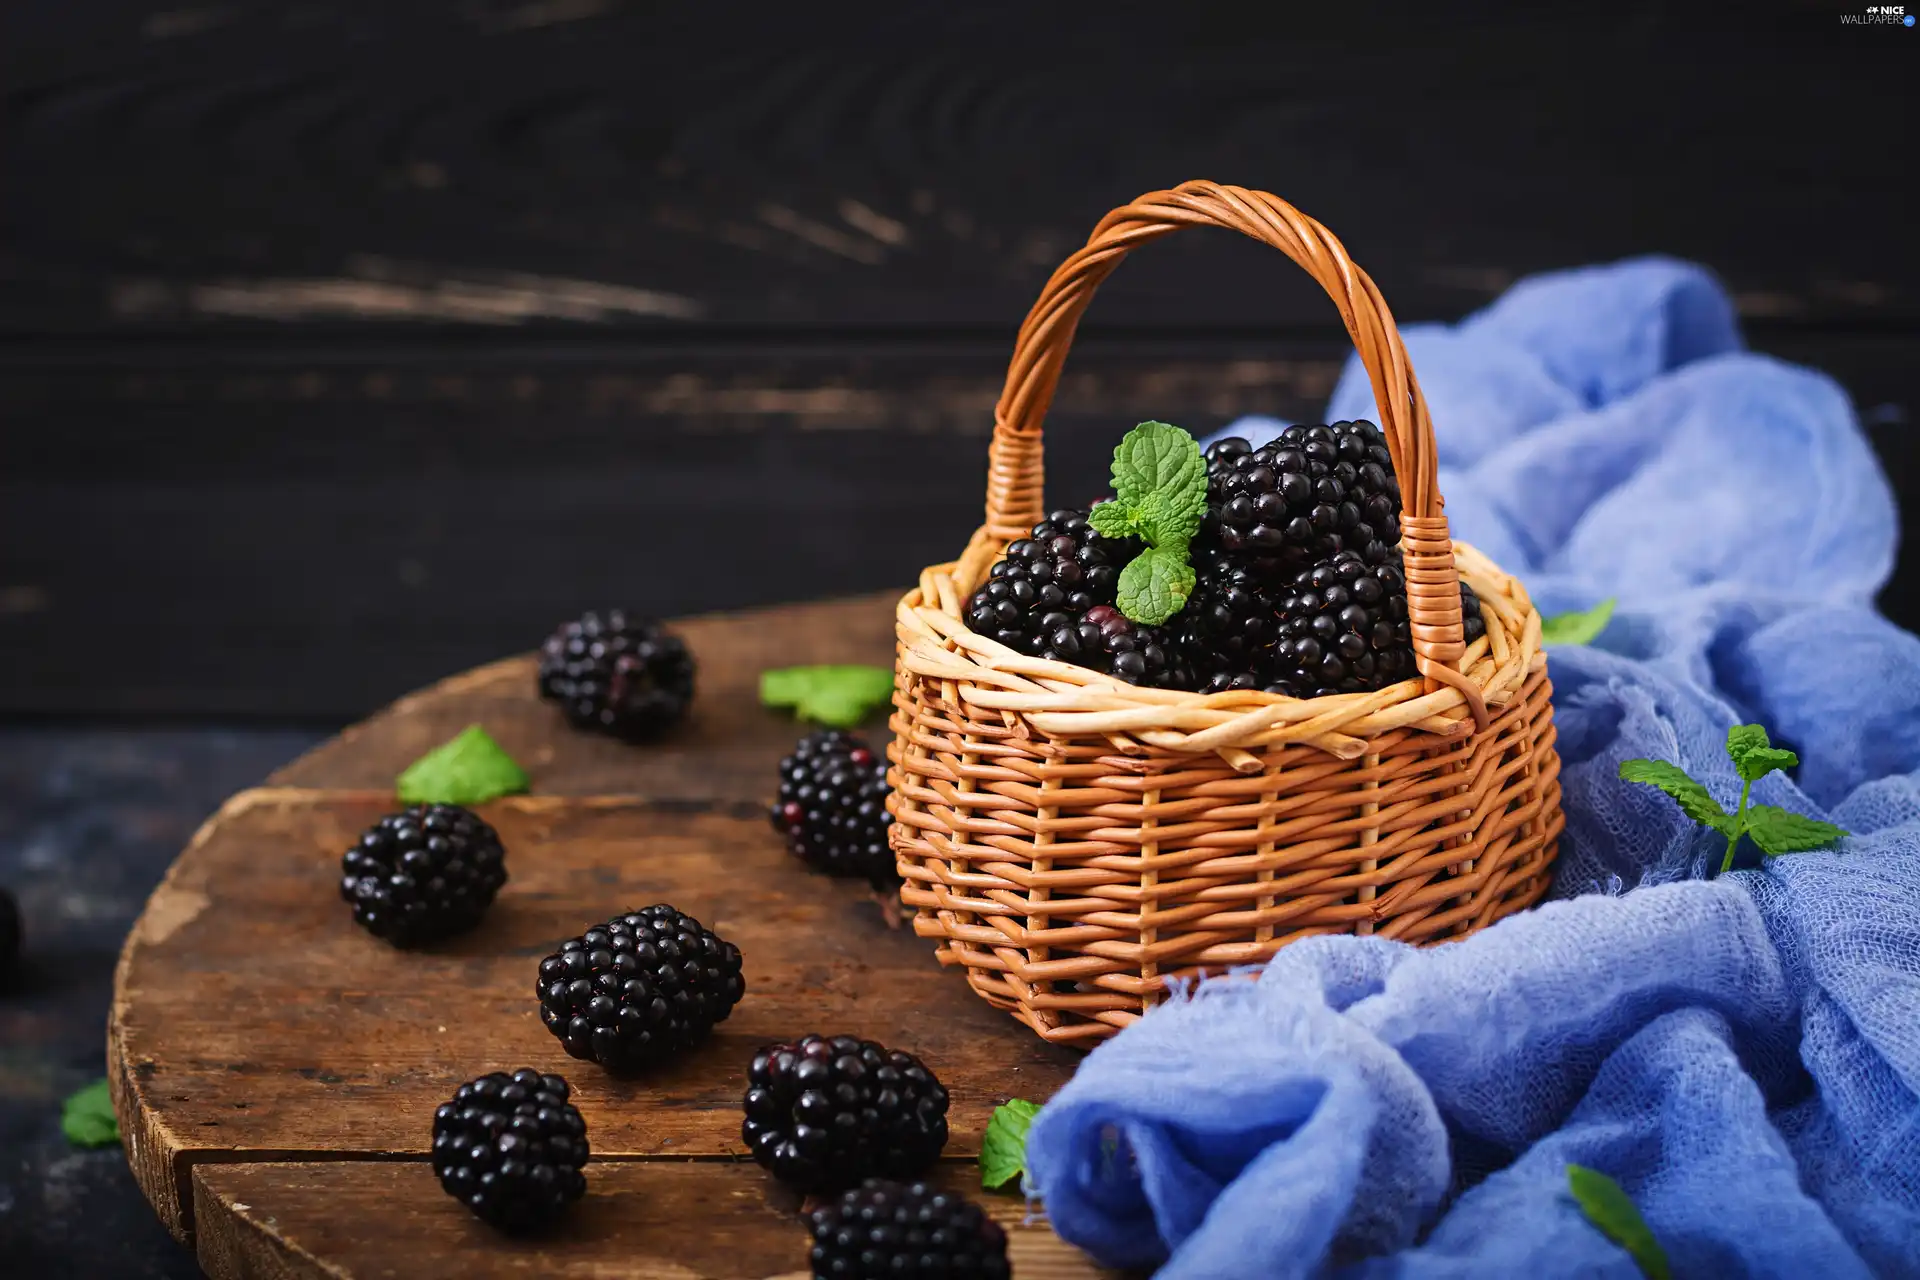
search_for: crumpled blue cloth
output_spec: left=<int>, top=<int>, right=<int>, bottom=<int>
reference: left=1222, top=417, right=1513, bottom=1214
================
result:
left=1024, top=259, right=1920, bottom=1278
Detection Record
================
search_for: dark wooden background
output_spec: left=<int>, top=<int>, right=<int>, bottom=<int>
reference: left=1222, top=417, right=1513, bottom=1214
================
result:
left=0, top=2, right=1913, bottom=1275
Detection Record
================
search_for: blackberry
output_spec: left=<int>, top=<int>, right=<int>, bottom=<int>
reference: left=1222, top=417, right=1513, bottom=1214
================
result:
left=742, top=1034, right=950, bottom=1192
left=1263, top=551, right=1488, bottom=698
left=772, top=730, right=899, bottom=892
left=340, top=804, right=507, bottom=946
left=1172, top=549, right=1284, bottom=690
left=0, top=887, right=18, bottom=979
left=432, top=1068, right=588, bottom=1232
left=537, top=905, right=745, bottom=1072
left=963, top=509, right=1135, bottom=656
left=807, top=1179, right=1010, bottom=1280
left=1078, top=605, right=1192, bottom=690
left=1202, top=421, right=1401, bottom=582
left=538, top=610, right=696, bottom=740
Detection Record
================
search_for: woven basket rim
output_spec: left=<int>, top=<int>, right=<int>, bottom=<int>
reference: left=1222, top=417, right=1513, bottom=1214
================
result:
left=898, top=533, right=1545, bottom=764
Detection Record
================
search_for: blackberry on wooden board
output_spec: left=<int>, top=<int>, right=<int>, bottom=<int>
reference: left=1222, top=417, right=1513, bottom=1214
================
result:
left=807, top=1179, right=1010, bottom=1280
left=431, top=1068, right=588, bottom=1233
left=741, top=1034, right=950, bottom=1193
left=1202, top=421, right=1401, bottom=582
left=537, top=905, right=745, bottom=1072
left=538, top=610, right=696, bottom=740
left=771, top=729, right=899, bottom=892
left=339, top=803, right=507, bottom=946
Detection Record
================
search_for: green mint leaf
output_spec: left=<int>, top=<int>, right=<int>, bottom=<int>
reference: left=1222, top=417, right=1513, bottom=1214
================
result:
left=1117, top=542, right=1196, bottom=626
left=759, top=665, right=895, bottom=728
left=1087, top=500, right=1143, bottom=541
left=1540, top=598, right=1617, bottom=647
left=980, top=1099, right=1043, bottom=1191
left=396, top=725, right=530, bottom=806
left=1744, top=805, right=1849, bottom=856
left=1567, top=1165, right=1671, bottom=1280
left=1725, top=723, right=1771, bottom=763
left=1109, top=421, right=1204, bottom=514
left=1734, top=746, right=1797, bottom=784
left=1618, top=758, right=1734, bottom=834
left=1725, top=724, right=1798, bottom=783
left=62, top=1078, right=120, bottom=1149
left=1135, top=483, right=1208, bottom=548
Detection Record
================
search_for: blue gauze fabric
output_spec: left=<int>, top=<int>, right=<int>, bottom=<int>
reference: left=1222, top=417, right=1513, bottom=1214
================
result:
left=1022, top=258, right=1920, bottom=1278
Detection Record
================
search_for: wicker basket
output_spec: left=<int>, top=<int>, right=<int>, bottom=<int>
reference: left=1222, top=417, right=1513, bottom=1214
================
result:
left=885, top=181, right=1564, bottom=1046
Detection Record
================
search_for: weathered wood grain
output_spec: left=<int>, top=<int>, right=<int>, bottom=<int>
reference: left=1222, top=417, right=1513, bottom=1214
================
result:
left=191, top=1162, right=1111, bottom=1280
left=112, top=790, right=1079, bottom=1241
left=268, top=593, right=898, bottom=797
left=2, top=3, right=1911, bottom=334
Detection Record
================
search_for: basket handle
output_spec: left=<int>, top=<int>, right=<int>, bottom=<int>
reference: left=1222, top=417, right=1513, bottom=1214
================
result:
left=983, top=180, right=1483, bottom=721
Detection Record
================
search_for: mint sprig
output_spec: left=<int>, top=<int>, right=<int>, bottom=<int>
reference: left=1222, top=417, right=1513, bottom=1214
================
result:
left=979, top=1098, right=1042, bottom=1191
left=760, top=664, right=895, bottom=728
left=1619, top=722, right=1847, bottom=875
left=1567, top=1165, right=1671, bottom=1280
left=62, top=1078, right=120, bottom=1149
left=396, top=725, right=530, bottom=806
left=1092, top=422, right=1206, bottom=626
left=1541, top=597, right=1616, bottom=647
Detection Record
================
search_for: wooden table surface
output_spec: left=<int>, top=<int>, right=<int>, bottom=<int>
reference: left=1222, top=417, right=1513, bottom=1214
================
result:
left=106, top=592, right=1112, bottom=1279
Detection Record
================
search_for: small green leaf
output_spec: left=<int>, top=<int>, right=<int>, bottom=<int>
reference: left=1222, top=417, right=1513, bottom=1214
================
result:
left=1109, top=421, right=1204, bottom=513
left=759, top=665, right=895, bottom=728
left=1733, top=746, right=1797, bottom=784
left=1540, top=598, right=1617, bottom=647
left=1618, top=758, right=1734, bottom=834
left=396, top=725, right=530, bottom=806
left=62, top=1078, right=120, bottom=1149
left=1567, top=1165, right=1671, bottom=1280
left=1117, top=542, right=1196, bottom=626
left=1725, top=724, right=1797, bottom=783
left=980, top=1099, right=1042, bottom=1191
left=1133, top=474, right=1207, bottom=547
left=1725, top=722, right=1770, bottom=757
left=1087, top=500, right=1141, bottom=540
left=1744, top=805, right=1848, bottom=856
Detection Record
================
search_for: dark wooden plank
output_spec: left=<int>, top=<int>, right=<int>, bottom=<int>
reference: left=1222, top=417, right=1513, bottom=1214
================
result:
left=192, top=1161, right=1107, bottom=1280
left=112, top=792, right=1079, bottom=1237
left=3, top=333, right=1912, bottom=721
left=270, top=594, right=898, bottom=798
left=0, top=2, right=1912, bottom=336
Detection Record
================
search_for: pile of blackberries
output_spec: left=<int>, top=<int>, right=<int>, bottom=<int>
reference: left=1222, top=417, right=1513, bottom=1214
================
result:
left=966, top=420, right=1486, bottom=696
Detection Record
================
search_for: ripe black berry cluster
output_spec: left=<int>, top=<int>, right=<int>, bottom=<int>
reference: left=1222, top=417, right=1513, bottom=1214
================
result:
left=808, top=1180, right=1010, bottom=1280
left=432, top=1069, right=589, bottom=1232
left=964, top=420, right=1487, bottom=697
left=772, top=729, right=899, bottom=892
left=340, top=804, right=508, bottom=946
left=537, top=905, right=746, bottom=1072
left=742, top=1034, right=950, bottom=1193
left=538, top=610, right=696, bottom=740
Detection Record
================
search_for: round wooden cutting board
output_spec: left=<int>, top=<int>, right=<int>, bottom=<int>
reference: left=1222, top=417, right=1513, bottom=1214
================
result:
left=108, top=592, right=1107, bottom=1280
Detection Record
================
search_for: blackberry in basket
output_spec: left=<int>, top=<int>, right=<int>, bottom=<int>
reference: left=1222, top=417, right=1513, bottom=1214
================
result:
left=1201, top=421, right=1401, bottom=583
left=1262, top=550, right=1490, bottom=698
left=963, top=508, right=1136, bottom=655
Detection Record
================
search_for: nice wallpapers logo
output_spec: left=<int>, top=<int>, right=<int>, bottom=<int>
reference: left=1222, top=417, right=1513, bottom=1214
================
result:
left=1842, top=4, right=1914, bottom=23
